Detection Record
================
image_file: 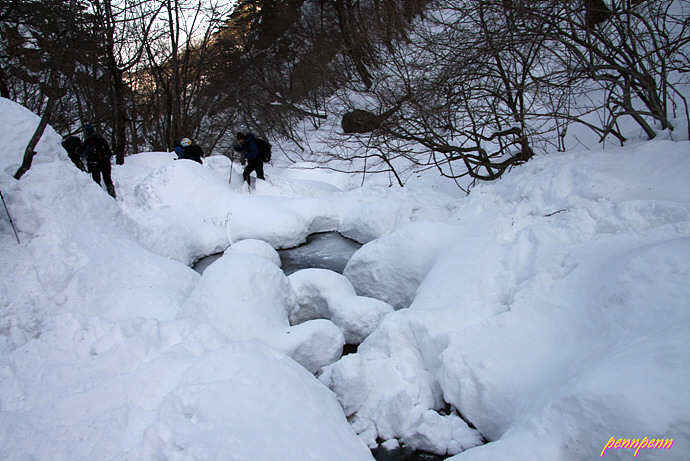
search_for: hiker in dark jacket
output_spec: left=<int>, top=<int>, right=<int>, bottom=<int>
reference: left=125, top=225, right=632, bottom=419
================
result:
left=82, top=124, right=116, bottom=199
left=61, top=135, right=86, bottom=171
left=234, top=132, right=264, bottom=184
left=180, top=137, right=203, bottom=164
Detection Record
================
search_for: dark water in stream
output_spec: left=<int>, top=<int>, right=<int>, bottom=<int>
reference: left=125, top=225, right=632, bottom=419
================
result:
left=193, top=231, right=361, bottom=275
left=278, top=231, right=361, bottom=275
left=372, top=446, right=445, bottom=461
left=193, top=232, right=449, bottom=461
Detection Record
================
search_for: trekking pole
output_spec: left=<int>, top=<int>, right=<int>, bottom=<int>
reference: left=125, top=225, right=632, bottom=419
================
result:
left=229, top=152, right=234, bottom=184
left=0, top=187, right=20, bottom=243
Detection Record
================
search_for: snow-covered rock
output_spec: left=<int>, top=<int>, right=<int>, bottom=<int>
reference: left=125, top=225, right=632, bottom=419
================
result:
left=288, top=268, right=394, bottom=343
left=180, top=252, right=344, bottom=373
left=224, top=238, right=282, bottom=267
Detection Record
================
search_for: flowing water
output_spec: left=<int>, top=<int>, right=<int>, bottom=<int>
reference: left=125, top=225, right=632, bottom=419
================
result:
left=278, top=231, right=361, bottom=275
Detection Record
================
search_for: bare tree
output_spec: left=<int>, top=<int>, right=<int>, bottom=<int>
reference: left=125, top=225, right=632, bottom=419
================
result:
left=332, top=0, right=550, bottom=182
left=0, top=0, right=91, bottom=178
left=86, top=0, right=161, bottom=162
left=531, top=0, right=690, bottom=141
left=332, top=0, right=689, bottom=184
left=135, top=0, right=235, bottom=152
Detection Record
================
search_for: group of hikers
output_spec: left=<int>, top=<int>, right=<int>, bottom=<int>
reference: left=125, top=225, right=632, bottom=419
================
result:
left=175, top=132, right=269, bottom=185
left=62, top=126, right=271, bottom=199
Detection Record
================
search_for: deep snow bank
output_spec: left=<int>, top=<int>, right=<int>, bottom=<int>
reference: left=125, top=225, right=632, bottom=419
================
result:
left=326, top=142, right=690, bottom=459
left=0, top=98, right=375, bottom=460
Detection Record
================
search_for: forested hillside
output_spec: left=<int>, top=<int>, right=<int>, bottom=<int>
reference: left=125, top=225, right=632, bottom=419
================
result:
left=1, top=0, right=688, bottom=186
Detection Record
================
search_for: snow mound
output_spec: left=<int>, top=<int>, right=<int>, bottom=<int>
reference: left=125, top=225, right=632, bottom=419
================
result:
left=344, top=221, right=459, bottom=310
left=123, top=151, right=177, bottom=169
left=322, top=144, right=690, bottom=458
left=280, top=161, right=358, bottom=191
left=200, top=153, right=235, bottom=182
left=180, top=252, right=344, bottom=373
left=141, top=342, right=373, bottom=461
left=0, top=316, right=372, bottom=461
left=289, top=268, right=394, bottom=344
left=339, top=186, right=459, bottom=244
left=224, top=238, right=282, bottom=267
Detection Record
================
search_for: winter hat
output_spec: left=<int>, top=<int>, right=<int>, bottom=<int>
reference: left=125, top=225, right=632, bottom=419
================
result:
left=181, top=138, right=192, bottom=147
left=84, top=124, right=95, bottom=135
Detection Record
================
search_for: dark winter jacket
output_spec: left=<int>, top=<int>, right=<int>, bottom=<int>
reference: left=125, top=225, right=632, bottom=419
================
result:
left=183, top=144, right=204, bottom=163
left=83, top=133, right=112, bottom=164
left=234, top=133, right=259, bottom=161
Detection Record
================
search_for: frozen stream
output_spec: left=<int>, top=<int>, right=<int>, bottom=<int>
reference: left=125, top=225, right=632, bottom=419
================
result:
left=193, top=233, right=449, bottom=461
left=193, top=231, right=362, bottom=275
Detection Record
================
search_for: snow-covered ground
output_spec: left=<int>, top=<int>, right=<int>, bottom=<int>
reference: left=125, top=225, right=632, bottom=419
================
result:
left=1, top=96, right=689, bottom=460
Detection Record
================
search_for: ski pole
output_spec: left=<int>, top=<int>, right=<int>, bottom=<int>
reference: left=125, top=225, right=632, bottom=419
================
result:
left=229, top=152, right=234, bottom=184
left=0, top=187, right=20, bottom=243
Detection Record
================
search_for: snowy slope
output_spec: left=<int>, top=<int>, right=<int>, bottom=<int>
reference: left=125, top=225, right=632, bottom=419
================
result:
left=1, top=95, right=689, bottom=461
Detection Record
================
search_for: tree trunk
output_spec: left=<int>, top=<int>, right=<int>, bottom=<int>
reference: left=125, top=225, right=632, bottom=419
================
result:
left=14, top=95, right=56, bottom=180
left=0, top=65, right=10, bottom=99
left=167, top=0, right=182, bottom=143
left=110, top=66, right=127, bottom=164
left=103, top=0, right=127, bottom=164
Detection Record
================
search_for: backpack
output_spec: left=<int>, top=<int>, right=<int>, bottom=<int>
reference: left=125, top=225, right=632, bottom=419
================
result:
left=62, top=136, right=82, bottom=156
left=62, top=136, right=86, bottom=171
left=85, top=134, right=112, bottom=163
left=254, top=137, right=272, bottom=163
left=183, top=144, right=204, bottom=163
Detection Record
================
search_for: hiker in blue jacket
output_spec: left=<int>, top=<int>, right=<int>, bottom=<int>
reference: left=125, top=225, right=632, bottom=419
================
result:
left=234, top=132, right=264, bottom=184
left=173, top=139, right=184, bottom=160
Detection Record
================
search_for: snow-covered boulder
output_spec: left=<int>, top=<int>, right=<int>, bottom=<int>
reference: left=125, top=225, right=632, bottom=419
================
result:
left=320, top=307, right=484, bottom=454
left=117, top=159, right=312, bottom=265
left=344, top=221, right=459, bottom=310
left=224, top=238, right=282, bottom=267
left=180, top=252, right=344, bottom=373
left=202, top=153, right=234, bottom=182
left=402, top=410, right=484, bottom=456
left=288, top=268, right=394, bottom=344
left=141, top=342, right=373, bottom=461
left=121, top=160, right=235, bottom=264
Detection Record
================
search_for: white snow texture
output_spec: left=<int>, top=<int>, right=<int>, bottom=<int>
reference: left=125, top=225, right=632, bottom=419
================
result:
left=1, top=95, right=689, bottom=461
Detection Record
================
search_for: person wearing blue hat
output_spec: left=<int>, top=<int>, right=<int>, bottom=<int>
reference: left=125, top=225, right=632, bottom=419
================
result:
left=82, top=124, right=116, bottom=199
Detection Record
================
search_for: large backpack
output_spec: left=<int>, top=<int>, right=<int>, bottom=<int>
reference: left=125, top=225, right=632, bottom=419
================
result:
left=62, top=136, right=85, bottom=170
left=85, top=134, right=112, bottom=163
left=254, top=137, right=272, bottom=163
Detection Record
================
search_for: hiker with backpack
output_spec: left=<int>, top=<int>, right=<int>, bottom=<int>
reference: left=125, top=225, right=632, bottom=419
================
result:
left=61, top=135, right=86, bottom=171
left=82, top=124, right=116, bottom=199
left=180, top=137, right=204, bottom=164
left=234, top=132, right=270, bottom=185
